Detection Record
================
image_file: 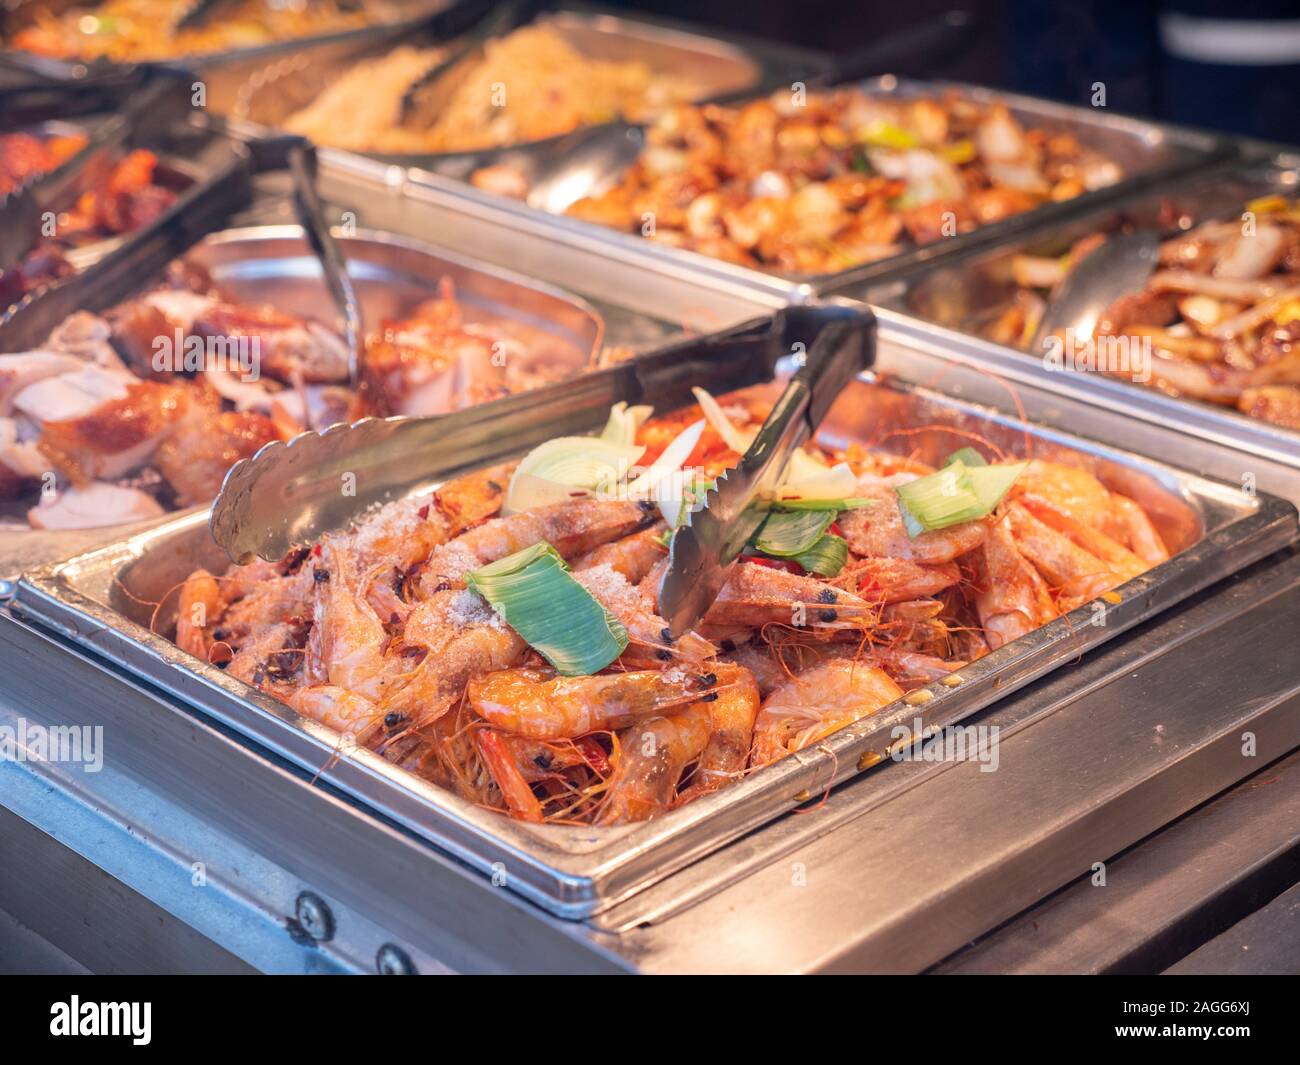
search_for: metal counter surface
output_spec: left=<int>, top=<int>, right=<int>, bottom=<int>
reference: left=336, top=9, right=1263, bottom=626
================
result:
left=1, top=543, right=1297, bottom=973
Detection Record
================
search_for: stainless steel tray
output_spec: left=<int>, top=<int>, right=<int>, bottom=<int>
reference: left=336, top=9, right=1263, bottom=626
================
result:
left=186, top=224, right=602, bottom=367
left=0, top=117, right=206, bottom=307
left=0, top=144, right=799, bottom=576
left=400, top=74, right=1229, bottom=298
left=13, top=366, right=1295, bottom=919
left=0, top=119, right=253, bottom=340
left=0, top=222, right=603, bottom=572
left=0, top=0, right=457, bottom=78
left=868, top=152, right=1300, bottom=492
left=209, top=6, right=813, bottom=179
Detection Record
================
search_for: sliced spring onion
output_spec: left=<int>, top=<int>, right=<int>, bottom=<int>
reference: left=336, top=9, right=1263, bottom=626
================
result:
left=786, top=447, right=829, bottom=476
left=895, top=460, right=1027, bottom=537
left=601, top=401, right=653, bottom=447
left=659, top=495, right=684, bottom=532
left=968, top=461, right=1028, bottom=510
left=896, top=465, right=980, bottom=538
left=661, top=476, right=718, bottom=530
left=774, top=496, right=872, bottom=512
left=503, top=436, right=643, bottom=516
left=943, top=447, right=988, bottom=468
left=466, top=542, right=627, bottom=676
left=691, top=386, right=756, bottom=454
left=751, top=509, right=834, bottom=557
left=791, top=533, right=849, bottom=577
left=777, top=453, right=858, bottom=503
left=774, top=460, right=857, bottom=507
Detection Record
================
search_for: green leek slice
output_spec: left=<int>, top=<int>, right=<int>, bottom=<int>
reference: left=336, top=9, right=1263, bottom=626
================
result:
left=773, top=496, right=872, bottom=513
left=895, top=461, right=1027, bottom=538
left=968, top=461, right=1028, bottom=510
left=751, top=509, right=834, bottom=557
left=792, top=533, right=849, bottom=577
left=466, top=542, right=627, bottom=676
left=943, top=447, right=988, bottom=468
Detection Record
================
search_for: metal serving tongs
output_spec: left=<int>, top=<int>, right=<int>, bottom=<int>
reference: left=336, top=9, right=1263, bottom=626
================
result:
left=286, top=142, right=366, bottom=391
left=397, top=0, right=545, bottom=127
left=526, top=9, right=977, bottom=212
left=0, top=71, right=189, bottom=271
left=657, top=310, right=872, bottom=637
left=173, top=0, right=240, bottom=33
left=209, top=302, right=875, bottom=565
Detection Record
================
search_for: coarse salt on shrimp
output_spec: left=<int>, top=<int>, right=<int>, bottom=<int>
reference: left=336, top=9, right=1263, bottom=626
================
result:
left=575, top=562, right=715, bottom=665
left=376, top=588, right=527, bottom=726
left=416, top=498, right=650, bottom=595
left=838, top=476, right=988, bottom=563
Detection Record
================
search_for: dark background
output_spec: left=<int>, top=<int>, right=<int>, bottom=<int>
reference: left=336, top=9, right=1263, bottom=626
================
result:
left=606, top=0, right=1300, bottom=144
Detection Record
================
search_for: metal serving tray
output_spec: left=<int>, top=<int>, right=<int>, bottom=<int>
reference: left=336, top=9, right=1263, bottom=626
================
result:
left=868, top=152, right=1300, bottom=492
left=0, top=221, right=603, bottom=572
left=12, top=362, right=1295, bottom=919
left=0, top=123, right=252, bottom=577
left=402, top=74, right=1228, bottom=301
left=0, top=141, right=798, bottom=577
left=0, top=106, right=252, bottom=328
left=0, top=0, right=458, bottom=80
left=186, top=224, right=602, bottom=368
left=209, top=6, right=812, bottom=179
left=0, top=117, right=206, bottom=304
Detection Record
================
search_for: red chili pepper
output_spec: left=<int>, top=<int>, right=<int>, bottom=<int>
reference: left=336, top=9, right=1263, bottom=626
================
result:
left=747, top=556, right=805, bottom=575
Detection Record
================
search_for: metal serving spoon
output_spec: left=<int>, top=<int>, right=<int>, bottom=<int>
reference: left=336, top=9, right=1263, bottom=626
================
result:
left=1030, top=231, right=1160, bottom=353
left=526, top=9, right=977, bottom=213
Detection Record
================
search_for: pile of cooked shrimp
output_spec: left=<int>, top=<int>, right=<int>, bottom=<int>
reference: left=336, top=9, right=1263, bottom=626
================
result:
left=559, top=89, right=1122, bottom=274
left=169, top=389, right=1172, bottom=825
left=1, top=264, right=576, bottom=530
left=990, top=196, right=1300, bottom=430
